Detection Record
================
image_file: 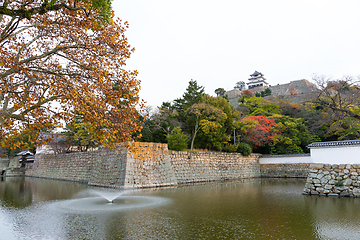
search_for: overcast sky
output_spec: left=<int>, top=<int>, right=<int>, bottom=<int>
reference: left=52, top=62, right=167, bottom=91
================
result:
left=112, top=1, right=360, bottom=107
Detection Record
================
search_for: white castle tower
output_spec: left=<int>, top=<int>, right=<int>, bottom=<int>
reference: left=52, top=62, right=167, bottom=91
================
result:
left=247, top=71, right=268, bottom=89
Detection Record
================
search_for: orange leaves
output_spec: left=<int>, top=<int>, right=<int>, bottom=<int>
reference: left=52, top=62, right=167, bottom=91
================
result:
left=0, top=1, right=143, bottom=149
left=240, top=116, right=276, bottom=148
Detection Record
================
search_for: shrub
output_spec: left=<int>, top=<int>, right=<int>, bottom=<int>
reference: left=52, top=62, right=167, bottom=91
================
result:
left=222, top=144, right=238, bottom=153
left=168, top=127, right=189, bottom=151
left=237, top=142, right=252, bottom=156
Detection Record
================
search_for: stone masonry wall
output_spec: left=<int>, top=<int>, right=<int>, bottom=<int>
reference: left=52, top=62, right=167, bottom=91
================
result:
left=25, top=143, right=261, bottom=188
left=123, top=142, right=178, bottom=188
left=88, top=147, right=127, bottom=188
left=26, top=147, right=114, bottom=183
left=169, top=151, right=260, bottom=183
left=261, top=163, right=310, bottom=178
left=303, top=163, right=360, bottom=197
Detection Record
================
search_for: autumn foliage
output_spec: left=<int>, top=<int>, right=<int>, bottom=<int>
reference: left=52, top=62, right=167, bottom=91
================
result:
left=0, top=1, right=143, bottom=149
left=240, top=116, right=276, bottom=148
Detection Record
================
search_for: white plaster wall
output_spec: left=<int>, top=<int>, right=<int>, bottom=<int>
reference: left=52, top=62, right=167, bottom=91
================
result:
left=260, top=155, right=313, bottom=164
left=310, top=146, right=360, bottom=164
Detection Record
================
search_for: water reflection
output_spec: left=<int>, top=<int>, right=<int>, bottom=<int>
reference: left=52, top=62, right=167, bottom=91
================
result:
left=0, top=177, right=360, bottom=239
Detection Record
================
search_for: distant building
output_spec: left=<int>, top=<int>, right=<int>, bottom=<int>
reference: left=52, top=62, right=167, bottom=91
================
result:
left=247, top=71, right=268, bottom=89
left=226, top=78, right=319, bottom=107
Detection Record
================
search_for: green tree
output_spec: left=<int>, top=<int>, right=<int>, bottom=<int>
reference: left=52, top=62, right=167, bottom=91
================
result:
left=168, top=127, right=189, bottom=151
left=139, top=106, right=180, bottom=143
left=173, top=80, right=205, bottom=140
left=64, top=115, right=99, bottom=152
left=187, top=102, right=226, bottom=150
left=215, top=88, right=226, bottom=96
left=234, top=81, right=246, bottom=91
left=174, top=79, right=205, bottom=110
left=270, top=116, right=320, bottom=154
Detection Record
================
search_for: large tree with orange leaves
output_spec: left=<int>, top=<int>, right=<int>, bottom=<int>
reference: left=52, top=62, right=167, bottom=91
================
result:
left=0, top=0, right=143, bottom=149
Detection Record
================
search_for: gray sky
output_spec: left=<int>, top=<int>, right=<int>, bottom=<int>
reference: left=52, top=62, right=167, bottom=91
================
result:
left=113, top=0, right=360, bottom=107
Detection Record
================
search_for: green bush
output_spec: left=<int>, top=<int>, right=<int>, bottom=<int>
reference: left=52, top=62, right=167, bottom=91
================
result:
left=222, top=144, right=238, bottom=153
left=237, top=142, right=252, bottom=156
left=168, top=127, right=189, bottom=151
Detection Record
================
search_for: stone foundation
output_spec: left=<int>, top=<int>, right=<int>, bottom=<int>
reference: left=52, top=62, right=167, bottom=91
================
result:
left=261, top=163, right=310, bottom=178
left=303, top=163, right=360, bottom=197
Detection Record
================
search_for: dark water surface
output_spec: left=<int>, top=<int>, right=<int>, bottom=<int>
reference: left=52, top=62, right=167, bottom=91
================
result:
left=0, top=177, right=359, bottom=239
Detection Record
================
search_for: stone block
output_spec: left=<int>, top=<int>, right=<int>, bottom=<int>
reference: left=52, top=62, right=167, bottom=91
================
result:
left=353, top=164, right=360, bottom=169
left=317, top=173, right=324, bottom=179
left=321, top=179, right=328, bottom=185
left=312, top=164, right=325, bottom=170
left=309, top=173, right=317, bottom=178
left=324, top=164, right=331, bottom=170
left=353, top=188, right=360, bottom=196
left=324, top=175, right=332, bottom=180
left=344, top=179, right=353, bottom=186
left=324, top=184, right=333, bottom=190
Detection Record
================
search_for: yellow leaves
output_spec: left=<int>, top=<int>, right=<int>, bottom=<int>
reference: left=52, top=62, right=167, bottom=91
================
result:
left=0, top=62, right=3, bottom=67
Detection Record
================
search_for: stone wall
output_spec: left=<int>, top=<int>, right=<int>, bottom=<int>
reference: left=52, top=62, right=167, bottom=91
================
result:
left=169, top=151, right=260, bottom=183
left=25, top=143, right=261, bottom=188
left=303, top=163, right=360, bottom=197
left=26, top=148, right=107, bottom=183
left=261, top=163, right=310, bottom=178
left=0, top=158, right=9, bottom=168
left=226, top=79, right=319, bottom=107
left=123, top=142, right=177, bottom=188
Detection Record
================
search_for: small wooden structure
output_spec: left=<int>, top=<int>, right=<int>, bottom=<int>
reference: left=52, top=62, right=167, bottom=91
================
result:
left=17, top=150, right=34, bottom=167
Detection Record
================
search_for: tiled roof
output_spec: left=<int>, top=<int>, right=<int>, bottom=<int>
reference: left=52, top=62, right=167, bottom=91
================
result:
left=307, top=139, right=360, bottom=148
left=250, top=70, right=262, bottom=76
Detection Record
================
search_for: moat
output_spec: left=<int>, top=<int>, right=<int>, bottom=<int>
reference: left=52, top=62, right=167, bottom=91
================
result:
left=1, top=177, right=360, bottom=239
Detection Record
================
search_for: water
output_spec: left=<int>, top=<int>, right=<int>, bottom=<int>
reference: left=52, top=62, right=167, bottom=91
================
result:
left=0, top=177, right=360, bottom=239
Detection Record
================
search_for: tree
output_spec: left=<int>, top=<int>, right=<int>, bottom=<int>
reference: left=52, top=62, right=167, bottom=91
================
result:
left=187, top=102, right=226, bottom=150
left=238, top=90, right=253, bottom=103
left=313, top=75, right=360, bottom=140
left=270, top=116, right=320, bottom=154
left=173, top=80, right=205, bottom=139
left=0, top=0, right=112, bottom=23
left=0, top=1, right=143, bottom=149
left=63, top=115, right=99, bottom=152
left=314, top=76, right=360, bottom=120
left=186, top=95, right=239, bottom=151
left=234, top=81, right=245, bottom=91
left=139, top=106, right=180, bottom=143
left=238, top=115, right=276, bottom=150
left=168, top=127, right=188, bottom=151
left=174, top=79, right=205, bottom=111
left=215, top=88, right=226, bottom=96
left=261, top=88, right=271, bottom=97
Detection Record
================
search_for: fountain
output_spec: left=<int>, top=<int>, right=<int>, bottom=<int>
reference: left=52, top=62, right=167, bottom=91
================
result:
left=50, top=189, right=171, bottom=214
left=90, top=189, right=127, bottom=203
